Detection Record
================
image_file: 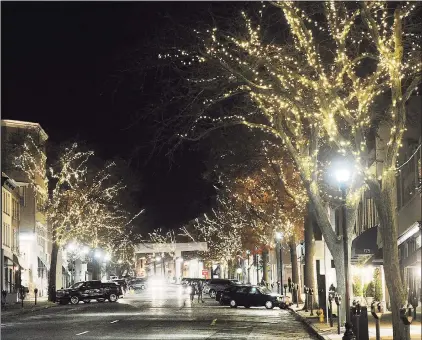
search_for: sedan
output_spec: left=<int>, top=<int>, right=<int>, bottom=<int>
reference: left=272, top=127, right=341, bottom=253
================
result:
left=221, top=285, right=289, bottom=309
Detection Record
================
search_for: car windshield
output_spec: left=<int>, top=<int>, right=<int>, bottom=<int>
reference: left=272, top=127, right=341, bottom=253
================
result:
left=70, top=282, right=85, bottom=289
left=258, top=287, right=272, bottom=295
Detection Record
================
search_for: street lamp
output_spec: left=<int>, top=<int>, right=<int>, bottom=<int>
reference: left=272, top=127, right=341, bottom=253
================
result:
left=275, top=232, right=283, bottom=294
left=246, top=250, right=251, bottom=284
left=334, top=162, right=354, bottom=337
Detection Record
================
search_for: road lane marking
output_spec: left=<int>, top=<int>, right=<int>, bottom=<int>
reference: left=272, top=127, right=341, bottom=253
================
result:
left=76, top=331, right=89, bottom=336
left=110, top=320, right=119, bottom=324
left=210, top=318, right=217, bottom=325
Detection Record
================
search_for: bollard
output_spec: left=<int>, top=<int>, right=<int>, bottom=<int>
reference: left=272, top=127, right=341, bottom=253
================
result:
left=371, top=301, right=384, bottom=340
left=335, top=294, right=342, bottom=335
left=295, top=284, right=299, bottom=308
left=284, top=283, right=288, bottom=297
left=304, top=286, right=309, bottom=312
left=277, top=281, right=280, bottom=294
left=288, top=277, right=292, bottom=293
left=309, top=288, right=314, bottom=316
left=34, top=288, right=38, bottom=305
left=328, top=292, right=334, bottom=327
left=343, top=321, right=356, bottom=340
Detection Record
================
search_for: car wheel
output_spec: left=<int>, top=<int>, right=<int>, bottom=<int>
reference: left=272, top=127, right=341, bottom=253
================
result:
left=209, top=289, right=216, bottom=298
left=265, top=301, right=274, bottom=309
left=141, top=285, right=146, bottom=290
left=229, top=300, right=237, bottom=308
left=97, top=298, right=105, bottom=303
left=108, top=293, right=118, bottom=302
left=83, top=299, right=91, bottom=303
left=70, top=296, right=80, bottom=305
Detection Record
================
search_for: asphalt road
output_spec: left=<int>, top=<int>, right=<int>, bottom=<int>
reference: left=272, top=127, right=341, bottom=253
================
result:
left=1, top=283, right=317, bottom=340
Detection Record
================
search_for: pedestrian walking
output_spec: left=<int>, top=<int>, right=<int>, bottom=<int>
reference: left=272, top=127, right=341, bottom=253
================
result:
left=189, top=282, right=196, bottom=303
left=197, top=280, right=204, bottom=303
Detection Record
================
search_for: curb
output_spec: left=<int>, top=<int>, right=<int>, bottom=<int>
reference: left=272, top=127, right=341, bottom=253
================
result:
left=288, top=307, right=330, bottom=340
left=1, top=303, right=57, bottom=318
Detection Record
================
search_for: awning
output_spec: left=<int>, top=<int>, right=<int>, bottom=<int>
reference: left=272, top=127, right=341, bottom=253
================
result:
left=352, top=226, right=379, bottom=264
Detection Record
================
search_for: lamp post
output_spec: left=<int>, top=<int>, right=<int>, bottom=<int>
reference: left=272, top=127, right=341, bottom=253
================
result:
left=334, top=163, right=354, bottom=339
left=246, top=250, right=251, bottom=284
left=276, top=232, right=283, bottom=291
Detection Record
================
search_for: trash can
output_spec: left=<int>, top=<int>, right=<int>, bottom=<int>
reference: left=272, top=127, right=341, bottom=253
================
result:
left=351, top=306, right=369, bottom=340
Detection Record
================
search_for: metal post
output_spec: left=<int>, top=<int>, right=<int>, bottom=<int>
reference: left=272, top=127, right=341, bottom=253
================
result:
left=375, top=319, right=380, bottom=340
left=256, top=254, right=259, bottom=285
left=280, top=242, right=283, bottom=288
left=296, top=284, right=299, bottom=308
left=341, top=186, right=351, bottom=325
left=247, top=252, right=250, bottom=284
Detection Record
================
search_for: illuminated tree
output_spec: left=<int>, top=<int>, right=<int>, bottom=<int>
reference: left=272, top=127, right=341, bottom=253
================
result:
left=157, top=2, right=421, bottom=335
left=14, top=139, right=140, bottom=301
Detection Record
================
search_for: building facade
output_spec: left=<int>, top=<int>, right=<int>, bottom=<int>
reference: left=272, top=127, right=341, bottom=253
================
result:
left=1, top=173, right=23, bottom=303
left=1, top=120, right=51, bottom=297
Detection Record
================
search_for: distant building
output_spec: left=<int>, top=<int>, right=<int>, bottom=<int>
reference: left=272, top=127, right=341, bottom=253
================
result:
left=1, top=120, right=53, bottom=297
left=1, top=173, right=23, bottom=303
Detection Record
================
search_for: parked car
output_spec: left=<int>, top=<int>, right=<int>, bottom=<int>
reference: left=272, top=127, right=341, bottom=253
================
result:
left=216, top=285, right=240, bottom=304
left=128, top=278, right=147, bottom=290
left=55, top=280, right=122, bottom=305
left=220, top=285, right=289, bottom=309
left=203, top=279, right=240, bottom=298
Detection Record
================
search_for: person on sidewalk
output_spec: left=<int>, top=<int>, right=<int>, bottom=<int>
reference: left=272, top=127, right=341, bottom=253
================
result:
left=189, top=282, right=196, bottom=303
left=197, top=280, right=204, bottom=303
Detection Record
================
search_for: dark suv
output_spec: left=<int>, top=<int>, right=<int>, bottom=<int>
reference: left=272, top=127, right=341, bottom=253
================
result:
left=203, top=279, right=240, bottom=298
left=56, top=280, right=122, bottom=305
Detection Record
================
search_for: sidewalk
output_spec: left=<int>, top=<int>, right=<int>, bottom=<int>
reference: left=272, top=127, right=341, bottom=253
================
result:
left=1, top=297, right=57, bottom=318
left=289, top=304, right=421, bottom=340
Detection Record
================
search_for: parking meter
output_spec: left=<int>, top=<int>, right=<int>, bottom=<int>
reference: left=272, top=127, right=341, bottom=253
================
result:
left=328, top=292, right=334, bottom=327
left=400, top=304, right=414, bottom=325
left=34, top=288, right=38, bottom=305
left=304, top=286, right=309, bottom=312
left=288, top=277, right=292, bottom=292
left=283, top=283, right=288, bottom=296
left=335, top=294, right=342, bottom=335
left=371, top=301, right=384, bottom=340
left=309, top=288, right=314, bottom=315
left=295, top=284, right=299, bottom=307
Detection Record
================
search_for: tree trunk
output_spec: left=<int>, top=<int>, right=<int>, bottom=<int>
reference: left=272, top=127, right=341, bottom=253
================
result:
left=48, top=241, right=59, bottom=302
left=304, top=207, right=318, bottom=308
left=262, top=248, right=269, bottom=283
left=289, top=234, right=302, bottom=303
left=369, top=172, right=407, bottom=340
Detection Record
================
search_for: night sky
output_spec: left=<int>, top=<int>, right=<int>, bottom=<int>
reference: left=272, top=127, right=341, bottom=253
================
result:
left=1, top=2, right=240, bottom=232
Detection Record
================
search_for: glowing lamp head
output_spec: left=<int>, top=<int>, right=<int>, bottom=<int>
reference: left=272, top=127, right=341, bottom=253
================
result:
left=82, top=246, right=90, bottom=254
left=67, top=242, right=77, bottom=251
left=155, top=256, right=161, bottom=262
left=335, top=168, right=351, bottom=184
left=94, top=250, right=102, bottom=259
left=236, top=268, right=242, bottom=274
left=275, top=232, right=283, bottom=240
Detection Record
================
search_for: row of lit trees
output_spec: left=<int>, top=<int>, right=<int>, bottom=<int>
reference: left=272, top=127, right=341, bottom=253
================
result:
left=13, top=136, right=142, bottom=301
left=151, top=2, right=421, bottom=338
